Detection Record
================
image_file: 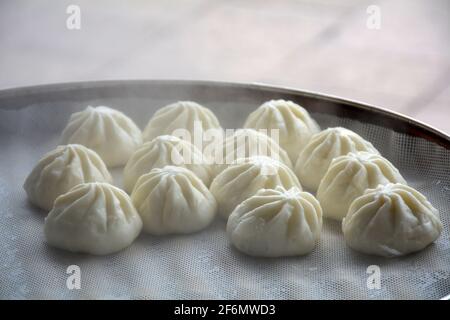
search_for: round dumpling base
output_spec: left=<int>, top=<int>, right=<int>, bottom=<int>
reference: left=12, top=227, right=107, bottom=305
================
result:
left=131, top=166, right=217, bottom=235
left=342, top=183, right=443, bottom=257
left=227, top=187, right=322, bottom=257
left=44, top=182, right=143, bottom=255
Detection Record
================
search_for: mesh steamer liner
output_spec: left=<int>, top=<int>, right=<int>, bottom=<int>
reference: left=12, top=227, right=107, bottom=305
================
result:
left=0, top=80, right=449, bottom=299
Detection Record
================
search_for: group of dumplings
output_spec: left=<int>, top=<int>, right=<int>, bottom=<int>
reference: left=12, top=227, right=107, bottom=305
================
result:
left=23, top=100, right=443, bottom=258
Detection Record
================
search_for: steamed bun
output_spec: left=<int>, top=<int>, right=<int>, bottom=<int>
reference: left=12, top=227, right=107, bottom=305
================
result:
left=227, top=186, right=322, bottom=257
left=244, top=99, right=320, bottom=162
left=44, top=182, right=143, bottom=255
left=142, top=101, right=222, bottom=149
left=123, top=135, right=211, bottom=193
left=342, top=183, right=442, bottom=257
left=61, top=106, right=143, bottom=167
left=317, top=152, right=406, bottom=221
left=211, top=128, right=292, bottom=176
left=23, top=144, right=112, bottom=211
left=131, top=166, right=217, bottom=235
left=210, top=156, right=302, bottom=219
left=295, top=127, right=379, bottom=191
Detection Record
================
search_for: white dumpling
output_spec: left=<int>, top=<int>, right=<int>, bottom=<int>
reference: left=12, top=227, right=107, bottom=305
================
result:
left=23, top=144, right=112, bottom=211
left=211, top=128, right=292, bottom=176
left=142, top=101, right=222, bottom=149
left=244, top=99, right=320, bottom=162
left=60, top=106, right=143, bottom=167
left=295, top=127, right=379, bottom=191
left=227, top=186, right=322, bottom=257
left=131, top=166, right=217, bottom=235
left=210, top=156, right=302, bottom=219
left=342, top=183, right=442, bottom=257
left=44, top=182, right=143, bottom=255
left=317, top=152, right=406, bottom=221
left=123, top=135, right=211, bottom=193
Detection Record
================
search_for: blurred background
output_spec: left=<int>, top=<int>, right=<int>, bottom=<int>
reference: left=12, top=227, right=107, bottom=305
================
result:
left=1, top=0, right=449, bottom=132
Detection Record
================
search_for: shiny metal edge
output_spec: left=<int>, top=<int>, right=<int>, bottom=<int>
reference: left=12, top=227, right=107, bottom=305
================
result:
left=0, top=79, right=449, bottom=146
left=251, top=81, right=450, bottom=142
